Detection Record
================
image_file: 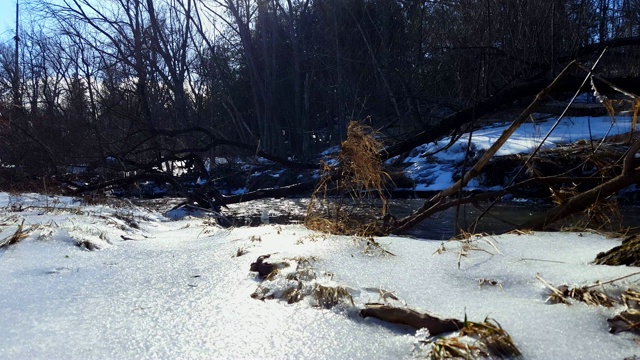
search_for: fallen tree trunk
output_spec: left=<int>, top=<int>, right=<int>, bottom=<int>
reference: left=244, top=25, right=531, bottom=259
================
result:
left=216, top=181, right=316, bottom=206
left=389, top=62, right=577, bottom=234
left=67, top=172, right=183, bottom=195
left=381, top=36, right=640, bottom=162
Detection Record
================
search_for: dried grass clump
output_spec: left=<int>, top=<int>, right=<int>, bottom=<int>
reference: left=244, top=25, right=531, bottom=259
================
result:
left=594, top=234, right=640, bottom=266
left=312, top=284, right=355, bottom=308
left=339, top=121, right=387, bottom=192
left=536, top=273, right=615, bottom=306
left=607, top=288, right=640, bottom=334
left=549, top=182, right=623, bottom=231
left=581, top=197, right=622, bottom=231
left=428, top=337, right=487, bottom=359
left=461, top=319, right=522, bottom=358
left=305, top=121, right=390, bottom=236
left=623, top=288, right=640, bottom=309
left=415, top=317, right=520, bottom=359
left=609, top=288, right=640, bottom=334
left=0, top=220, right=33, bottom=249
left=354, top=236, right=395, bottom=257
left=250, top=255, right=355, bottom=309
left=535, top=272, right=640, bottom=309
left=234, top=247, right=248, bottom=257
left=609, top=309, right=640, bottom=334
left=433, top=233, right=500, bottom=269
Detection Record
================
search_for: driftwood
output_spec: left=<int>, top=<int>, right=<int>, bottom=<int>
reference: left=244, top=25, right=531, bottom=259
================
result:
left=360, top=304, right=464, bottom=335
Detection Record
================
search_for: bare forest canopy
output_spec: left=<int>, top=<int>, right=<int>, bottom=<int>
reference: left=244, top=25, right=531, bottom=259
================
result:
left=1, top=0, right=640, bottom=233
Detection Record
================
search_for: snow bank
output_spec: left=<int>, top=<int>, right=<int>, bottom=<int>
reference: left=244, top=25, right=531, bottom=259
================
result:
left=0, top=194, right=638, bottom=359
left=402, top=115, right=638, bottom=191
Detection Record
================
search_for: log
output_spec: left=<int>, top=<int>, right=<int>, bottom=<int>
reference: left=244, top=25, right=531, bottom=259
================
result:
left=381, top=36, right=640, bottom=162
left=217, top=181, right=316, bottom=205
left=389, top=62, right=577, bottom=234
left=360, top=304, right=464, bottom=335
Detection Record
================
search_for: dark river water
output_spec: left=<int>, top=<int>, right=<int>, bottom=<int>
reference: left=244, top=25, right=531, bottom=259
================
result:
left=217, top=198, right=640, bottom=240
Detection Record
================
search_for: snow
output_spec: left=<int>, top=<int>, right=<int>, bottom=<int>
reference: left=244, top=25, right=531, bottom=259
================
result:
left=0, top=194, right=639, bottom=359
left=403, top=115, right=637, bottom=191
left=228, top=187, right=249, bottom=195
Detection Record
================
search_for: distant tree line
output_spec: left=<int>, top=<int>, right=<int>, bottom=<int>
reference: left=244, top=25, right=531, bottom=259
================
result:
left=0, top=0, right=639, bottom=178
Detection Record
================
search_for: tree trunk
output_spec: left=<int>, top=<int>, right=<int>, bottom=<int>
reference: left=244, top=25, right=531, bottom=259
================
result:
left=389, top=61, right=577, bottom=234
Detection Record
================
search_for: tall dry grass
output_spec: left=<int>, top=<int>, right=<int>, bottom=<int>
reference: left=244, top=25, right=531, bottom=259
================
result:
left=305, top=121, right=390, bottom=236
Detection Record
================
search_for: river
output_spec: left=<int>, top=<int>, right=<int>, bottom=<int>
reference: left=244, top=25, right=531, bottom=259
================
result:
left=217, top=198, right=640, bottom=240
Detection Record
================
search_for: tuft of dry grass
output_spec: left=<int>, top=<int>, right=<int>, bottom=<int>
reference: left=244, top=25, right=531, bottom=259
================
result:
left=461, top=318, right=522, bottom=358
left=555, top=190, right=623, bottom=232
left=354, top=236, right=396, bottom=257
left=416, top=317, right=520, bottom=359
left=305, top=121, right=391, bottom=237
left=428, top=337, right=487, bottom=359
left=338, top=121, right=388, bottom=193
left=250, top=260, right=355, bottom=309
left=234, top=247, right=248, bottom=257
left=0, top=220, right=32, bottom=249
left=281, top=283, right=304, bottom=304
left=608, top=287, right=640, bottom=334
left=432, top=233, right=499, bottom=269
left=535, top=272, right=640, bottom=307
left=582, top=198, right=623, bottom=230
left=312, top=284, right=355, bottom=308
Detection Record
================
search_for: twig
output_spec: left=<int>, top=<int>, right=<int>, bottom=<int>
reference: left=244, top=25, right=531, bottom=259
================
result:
left=518, top=258, right=566, bottom=264
left=535, top=273, right=569, bottom=301
left=584, top=271, right=640, bottom=289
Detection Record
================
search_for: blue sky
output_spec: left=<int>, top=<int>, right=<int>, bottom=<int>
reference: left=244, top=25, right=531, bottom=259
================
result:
left=0, top=1, right=18, bottom=41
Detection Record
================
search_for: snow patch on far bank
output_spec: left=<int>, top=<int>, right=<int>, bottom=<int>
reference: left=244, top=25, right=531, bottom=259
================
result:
left=402, top=115, right=636, bottom=191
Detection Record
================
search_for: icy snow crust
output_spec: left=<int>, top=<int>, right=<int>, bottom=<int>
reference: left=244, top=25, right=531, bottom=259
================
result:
left=0, top=194, right=638, bottom=359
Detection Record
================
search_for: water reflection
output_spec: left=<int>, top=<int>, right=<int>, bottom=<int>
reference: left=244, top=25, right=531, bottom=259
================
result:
left=390, top=200, right=542, bottom=240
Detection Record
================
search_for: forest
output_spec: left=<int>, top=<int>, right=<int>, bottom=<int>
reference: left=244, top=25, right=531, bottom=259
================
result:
left=1, top=0, right=640, bottom=233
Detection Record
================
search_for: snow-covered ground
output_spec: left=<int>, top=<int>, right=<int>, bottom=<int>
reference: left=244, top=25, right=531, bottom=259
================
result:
left=403, top=114, right=637, bottom=191
left=0, top=193, right=639, bottom=359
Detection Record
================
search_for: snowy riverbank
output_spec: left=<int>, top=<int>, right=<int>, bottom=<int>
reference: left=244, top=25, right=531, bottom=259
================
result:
left=0, top=193, right=638, bottom=359
left=401, top=114, right=638, bottom=192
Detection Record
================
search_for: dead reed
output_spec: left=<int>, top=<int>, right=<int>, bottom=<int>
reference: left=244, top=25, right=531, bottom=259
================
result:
left=305, top=121, right=391, bottom=236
